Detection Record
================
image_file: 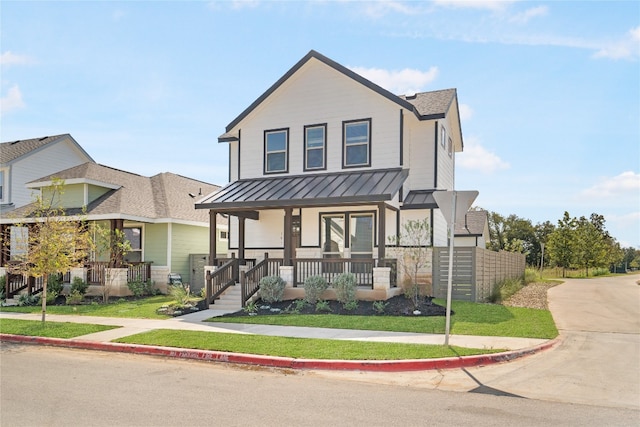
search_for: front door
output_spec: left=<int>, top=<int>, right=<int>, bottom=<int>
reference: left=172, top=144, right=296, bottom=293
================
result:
left=291, top=215, right=301, bottom=256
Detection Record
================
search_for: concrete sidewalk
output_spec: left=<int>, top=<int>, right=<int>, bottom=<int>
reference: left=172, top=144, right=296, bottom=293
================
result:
left=0, top=308, right=554, bottom=371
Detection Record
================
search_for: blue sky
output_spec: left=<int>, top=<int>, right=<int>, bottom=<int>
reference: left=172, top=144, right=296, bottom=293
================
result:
left=2, top=1, right=639, bottom=248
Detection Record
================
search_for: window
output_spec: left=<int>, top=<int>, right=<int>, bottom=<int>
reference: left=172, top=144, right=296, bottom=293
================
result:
left=264, top=129, right=288, bottom=174
left=321, top=215, right=345, bottom=258
left=304, top=124, right=326, bottom=171
left=343, top=119, right=371, bottom=167
left=350, top=214, right=374, bottom=258
left=124, top=227, right=142, bottom=263
left=447, top=137, right=453, bottom=158
left=219, top=230, right=228, bottom=240
left=441, top=126, right=446, bottom=148
left=0, top=170, right=5, bottom=201
left=10, top=226, right=28, bottom=260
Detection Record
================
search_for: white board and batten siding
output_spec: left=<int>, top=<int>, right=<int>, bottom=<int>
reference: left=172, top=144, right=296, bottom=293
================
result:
left=230, top=59, right=404, bottom=181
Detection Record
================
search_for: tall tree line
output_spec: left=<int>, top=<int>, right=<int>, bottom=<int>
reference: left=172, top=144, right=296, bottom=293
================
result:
left=484, top=209, right=638, bottom=276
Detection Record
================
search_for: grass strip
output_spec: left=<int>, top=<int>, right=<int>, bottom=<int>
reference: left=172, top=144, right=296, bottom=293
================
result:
left=0, top=318, right=120, bottom=338
left=208, top=299, right=558, bottom=339
left=0, top=295, right=174, bottom=319
left=114, top=329, right=504, bottom=360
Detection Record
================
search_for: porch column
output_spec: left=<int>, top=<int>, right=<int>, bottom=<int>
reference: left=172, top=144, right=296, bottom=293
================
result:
left=209, top=210, right=217, bottom=265
left=378, top=202, right=386, bottom=260
left=283, top=207, right=292, bottom=266
left=0, top=224, right=9, bottom=266
left=238, top=216, right=245, bottom=264
left=111, top=219, right=124, bottom=267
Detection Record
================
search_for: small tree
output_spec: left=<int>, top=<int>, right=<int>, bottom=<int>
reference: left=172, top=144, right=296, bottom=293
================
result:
left=92, top=225, right=131, bottom=303
left=6, top=179, right=93, bottom=323
left=389, top=218, right=431, bottom=308
left=547, top=212, right=577, bottom=278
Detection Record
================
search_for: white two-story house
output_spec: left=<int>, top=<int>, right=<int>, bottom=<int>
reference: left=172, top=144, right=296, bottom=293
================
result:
left=196, top=50, right=468, bottom=296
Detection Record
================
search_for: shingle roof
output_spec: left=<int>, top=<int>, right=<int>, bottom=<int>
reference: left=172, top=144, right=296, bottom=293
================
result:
left=454, top=210, right=488, bottom=236
left=196, top=168, right=408, bottom=211
left=400, top=89, right=457, bottom=120
left=9, top=163, right=222, bottom=224
left=0, top=134, right=94, bottom=164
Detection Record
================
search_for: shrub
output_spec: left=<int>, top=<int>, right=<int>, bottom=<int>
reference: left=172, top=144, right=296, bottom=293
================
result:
left=259, top=275, right=286, bottom=303
left=303, top=275, right=328, bottom=304
left=343, top=300, right=358, bottom=311
left=169, top=284, right=191, bottom=307
left=592, top=267, right=608, bottom=277
left=524, top=268, right=539, bottom=285
left=373, top=300, right=388, bottom=314
left=488, top=277, right=524, bottom=303
left=315, top=300, right=332, bottom=313
left=48, top=274, right=64, bottom=296
left=333, top=273, right=357, bottom=305
left=17, top=294, right=39, bottom=306
left=70, top=277, right=89, bottom=295
left=46, top=290, right=58, bottom=304
left=143, top=280, right=159, bottom=296
left=0, top=276, right=6, bottom=301
left=66, top=290, right=84, bottom=305
left=127, top=279, right=146, bottom=297
left=243, top=301, right=258, bottom=314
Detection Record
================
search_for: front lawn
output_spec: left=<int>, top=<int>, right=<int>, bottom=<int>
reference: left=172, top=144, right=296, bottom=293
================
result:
left=114, top=329, right=505, bottom=360
left=0, top=318, right=120, bottom=338
left=0, top=295, right=175, bottom=319
left=207, top=299, right=559, bottom=339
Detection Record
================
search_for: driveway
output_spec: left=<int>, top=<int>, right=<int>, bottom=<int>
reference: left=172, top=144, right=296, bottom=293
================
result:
left=315, top=274, right=640, bottom=410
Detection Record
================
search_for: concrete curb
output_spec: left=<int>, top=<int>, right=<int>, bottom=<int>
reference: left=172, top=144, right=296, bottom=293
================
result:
left=0, top=334, right=560, bottom=372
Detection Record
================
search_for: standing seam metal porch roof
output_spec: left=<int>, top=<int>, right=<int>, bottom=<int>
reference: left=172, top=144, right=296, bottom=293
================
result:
left=196, top=169, right=409, bottom=210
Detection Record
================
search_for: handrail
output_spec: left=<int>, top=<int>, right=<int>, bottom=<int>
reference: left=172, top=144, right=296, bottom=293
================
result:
left=240, top=254, right=283, bottom=307
left=205, top=258, right=239, bottom=304
left=293, top=258, right=376, bottom=288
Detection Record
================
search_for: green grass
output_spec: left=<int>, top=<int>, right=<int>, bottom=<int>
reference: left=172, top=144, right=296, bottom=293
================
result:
left=0, top=318, right=119, bottom=338
left=115, top=329, right=504, bottom=360
left=0, top=295, right=174, bottom=319
left=208, top=299, right=558, bottom=339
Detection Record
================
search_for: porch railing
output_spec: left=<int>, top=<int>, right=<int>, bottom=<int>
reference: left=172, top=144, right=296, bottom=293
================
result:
left=293, top=258, right=377, bottom=288
left=126, top=262, right=152, bottom=283
left=205, top=257, right=239, bottom=304
left=240, top=254, right=283, bottom=307
left=86, top=261, right=152, bottom=285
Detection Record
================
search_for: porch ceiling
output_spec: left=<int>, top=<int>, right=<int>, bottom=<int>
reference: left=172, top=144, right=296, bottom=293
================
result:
left=196, top=168, right=409, bottom=211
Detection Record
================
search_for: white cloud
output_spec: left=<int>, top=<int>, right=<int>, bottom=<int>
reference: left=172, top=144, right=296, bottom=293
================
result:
left=363, top=1, right=425, bottom=18
left=432, top=0, right=514, bottom=11
left=593, top=26, right=640, bottom=60
left=509, top=5, right=548, bottom=24
left=580, top=171, right=640, bottom=199
left=349, top=66, right=438, bottom=95
left=458, top=103, right=473, bottom=121
left=231, top=0, right=261, bottom=10
left=456, top=136, right=510, bottom=173
left=0, top=51, right=32, bottom=67
left=0, top=84, right=26, bottom=114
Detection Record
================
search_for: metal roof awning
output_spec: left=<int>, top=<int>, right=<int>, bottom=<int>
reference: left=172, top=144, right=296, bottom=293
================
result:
left=196, top=168, right=409, bottom=211
left=402, top=190, right=439, bottom=210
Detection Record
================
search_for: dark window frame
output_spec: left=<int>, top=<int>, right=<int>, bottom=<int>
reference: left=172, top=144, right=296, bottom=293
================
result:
left=304, top=123, right=327, bottom=171
left=342, top=118, right=372, bottom=168
left=263, top=128, right=289, bottom=174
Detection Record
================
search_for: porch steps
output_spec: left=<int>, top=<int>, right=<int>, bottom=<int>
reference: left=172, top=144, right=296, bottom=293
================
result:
left=210, top=284, right=242, bottom=312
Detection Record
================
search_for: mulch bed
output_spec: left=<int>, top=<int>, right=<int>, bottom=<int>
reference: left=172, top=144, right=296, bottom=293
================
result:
left=217, top=295, right=450, bottom=318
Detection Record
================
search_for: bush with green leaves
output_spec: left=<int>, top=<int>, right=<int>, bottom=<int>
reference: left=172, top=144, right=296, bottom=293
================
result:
left=315, top=300, right=331, bottom=313
left=46, top=290, right=58, bottom=304
left=169, top=284, right=191, bottom=307
left=127, top=279, right=156, bottom=297
left=258, top=275, right=286, bottom=303
left=0, top=275, right=6, bottom=301
left=373, top=300, right=388, bottom=314
left=17, top=294, right=40, bottom=306
left=66, top=290, right=84, bottom=305
left=303, top=275, right=328, bottom=304
left=70, top=277, right=89, bottom=295
left=524, top=268, right=539, bottom=285
left=48, top=274, right=64, bottom=296
left=333, top=273, right=357, bottom=305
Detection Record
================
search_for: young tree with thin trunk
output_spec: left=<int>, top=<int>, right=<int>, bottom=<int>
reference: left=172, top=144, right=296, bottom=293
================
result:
left=6, top=179, right=93, bottom=323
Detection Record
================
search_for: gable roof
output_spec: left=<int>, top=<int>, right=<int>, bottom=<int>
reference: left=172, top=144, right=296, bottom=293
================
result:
left=219, top=50, right=459, bottom=141
left=196, top=168, right=408, bottom=211
left=0, top=134, right=94, bottom=165
left=7, top=163, right=222, bottom=225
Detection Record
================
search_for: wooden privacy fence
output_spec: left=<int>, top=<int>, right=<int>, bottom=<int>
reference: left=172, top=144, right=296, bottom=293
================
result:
left=432, top=247, right=526, bottom=302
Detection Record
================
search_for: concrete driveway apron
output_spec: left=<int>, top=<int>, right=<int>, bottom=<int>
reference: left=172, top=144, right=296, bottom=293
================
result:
left=324, top=275, right=640, bottom=410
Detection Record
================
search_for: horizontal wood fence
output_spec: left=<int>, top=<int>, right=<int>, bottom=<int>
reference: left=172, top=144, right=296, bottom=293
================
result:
left=432, top=247, right=526, bottom=302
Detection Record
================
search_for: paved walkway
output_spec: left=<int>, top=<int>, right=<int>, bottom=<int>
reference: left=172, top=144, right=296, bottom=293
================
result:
left=1, top=302, right=553, bottom=371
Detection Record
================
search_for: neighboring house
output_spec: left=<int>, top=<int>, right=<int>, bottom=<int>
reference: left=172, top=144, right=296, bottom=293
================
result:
left=1, top=162, right=227, bottom=294
left=196, top=50, right=473, bottom=300
left=0, top=134, right=94, bottom=213
left=454, top=210, right=490, bottom=248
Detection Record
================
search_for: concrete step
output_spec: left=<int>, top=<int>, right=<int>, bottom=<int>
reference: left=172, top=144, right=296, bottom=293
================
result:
left=210, top=285, right=242, bottom=311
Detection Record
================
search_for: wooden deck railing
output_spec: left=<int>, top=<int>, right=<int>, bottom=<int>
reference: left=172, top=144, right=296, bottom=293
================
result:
left=293, top=258, right=377, bottom=288
left=205, top=258, right=239, bottom=304
left=126, top=262, right=152, bottom=283
left=240, top=254, right=283, bottom=307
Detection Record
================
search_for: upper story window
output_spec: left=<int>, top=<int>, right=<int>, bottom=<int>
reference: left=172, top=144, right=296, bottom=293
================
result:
left=447, top=137, right=453, bottom=158
left=441, top=126, right=446, bottom=148
left=264, top=128, right=289, bottom=174
left=343, top=119, right=371, bottom=168
left=304, top=124, right=326, bottom=171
